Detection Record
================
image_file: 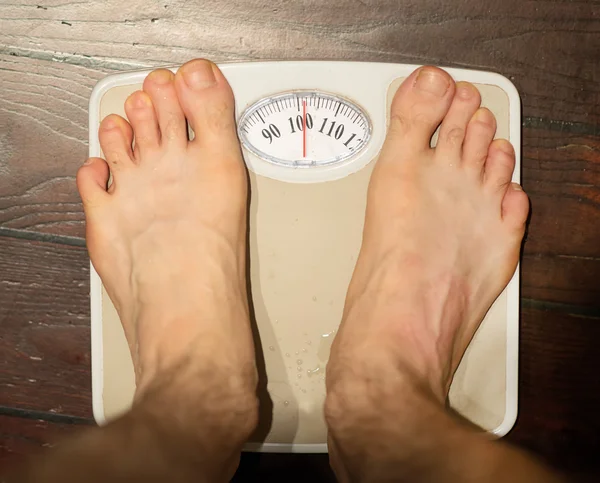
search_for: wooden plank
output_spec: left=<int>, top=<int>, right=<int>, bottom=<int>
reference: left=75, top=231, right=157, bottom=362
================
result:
left=0, top=414, right=81, bottom=475
left=520, top=128, right=600, bottom=307
left=507, top=306, right=600, bottom=478
left=0, top=54, right=93, bottom=239
left=522, top=129, right=600, bottom=258
left=521, top=255, right=600, bottom=308
left=0, top=0, right=597, bottom=125
left=0, top=236, right=92, bottom=418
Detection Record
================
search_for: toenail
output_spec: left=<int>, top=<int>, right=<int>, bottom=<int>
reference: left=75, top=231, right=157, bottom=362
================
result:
left=511, top=183, right=523, bottom=191
left=128, top=92, right=152, bottom=109
left=181, top=60, right=217, bottom=90
left=456, top=82, right=476, bottom=99
left=83, top=158, right=95, bottom=165
left=415, top=68, right=450, bottom=97
left=472, top=108, right=494, bottom=126
left=147, top=69, right=173, bottom=85
left=496, top=140, right=514, bottom=155
left=102, top=117, right=118, bottom=129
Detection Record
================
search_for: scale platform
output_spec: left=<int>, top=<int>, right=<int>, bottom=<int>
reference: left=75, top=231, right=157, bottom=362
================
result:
left=89, top=61, right=521, bottom=452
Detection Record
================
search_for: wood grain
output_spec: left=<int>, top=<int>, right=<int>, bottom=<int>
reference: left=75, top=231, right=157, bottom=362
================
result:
left=0, top=0, right=599, bottom=478
left=0, top=54, right=93, bottom=239
left=520, top=129, right=600, bottom=307
left=0, top=0, right=597, bottom=126
left=508, top=306, right=600, bottom=479
left=0, top=236, right=92, bottom=418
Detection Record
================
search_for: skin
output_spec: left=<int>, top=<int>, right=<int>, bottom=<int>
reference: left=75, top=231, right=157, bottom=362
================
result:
left=6, top=60, right=563, bottom=483
left=325, top=66, right=562, bottom=483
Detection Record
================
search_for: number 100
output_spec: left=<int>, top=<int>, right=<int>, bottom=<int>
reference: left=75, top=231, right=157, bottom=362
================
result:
left=288, top=114, right=314, bottom=133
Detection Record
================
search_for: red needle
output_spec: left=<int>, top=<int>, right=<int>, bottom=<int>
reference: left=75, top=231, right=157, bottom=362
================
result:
left=302, top=100, right=307, bottom=158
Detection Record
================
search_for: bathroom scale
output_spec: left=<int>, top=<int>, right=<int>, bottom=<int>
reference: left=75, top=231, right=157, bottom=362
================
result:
left=88, top=61, right=521, bottom=452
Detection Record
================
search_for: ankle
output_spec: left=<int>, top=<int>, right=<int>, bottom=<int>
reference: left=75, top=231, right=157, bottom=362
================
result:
left=326, top=349, right=439, bottom=432
left=134, top=354, right=259, bottom=446
left=335, top=299, right=452, bottom=403
left=325, top=360, right=449, bottom=481
left=133, top=302, right=254, bottom=386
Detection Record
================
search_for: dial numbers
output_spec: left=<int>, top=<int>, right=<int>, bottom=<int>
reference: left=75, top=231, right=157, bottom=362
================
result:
left=238, top=91, right=371, bottom=168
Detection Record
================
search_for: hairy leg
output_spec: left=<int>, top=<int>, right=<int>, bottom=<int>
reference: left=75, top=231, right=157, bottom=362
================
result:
left=325, top=66, right=562, bottom=483
left=8, top=59, right=257, bottom=483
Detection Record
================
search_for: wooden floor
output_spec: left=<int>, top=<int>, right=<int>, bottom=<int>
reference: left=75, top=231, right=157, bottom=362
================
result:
left=0, top=0, right=598, bottom=480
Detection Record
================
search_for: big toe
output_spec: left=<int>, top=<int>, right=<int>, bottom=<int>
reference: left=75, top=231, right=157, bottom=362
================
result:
left=385, top=66, right=455, bottom=153
left=174, top=59, right=239, bottom=149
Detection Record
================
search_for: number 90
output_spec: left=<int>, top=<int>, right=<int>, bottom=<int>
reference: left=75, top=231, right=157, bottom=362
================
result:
left=262, top=124, right=281, bottom=144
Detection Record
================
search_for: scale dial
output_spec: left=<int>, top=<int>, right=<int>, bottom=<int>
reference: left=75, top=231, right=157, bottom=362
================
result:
left=238, top=91, right=371, bottom=168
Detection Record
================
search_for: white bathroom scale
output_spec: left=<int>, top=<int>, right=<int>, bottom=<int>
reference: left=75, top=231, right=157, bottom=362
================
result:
left=89, top=61, right=521, bottom=453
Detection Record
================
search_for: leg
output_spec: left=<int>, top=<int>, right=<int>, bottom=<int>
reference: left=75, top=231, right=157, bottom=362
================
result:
left=9, top=60, right=257, bottom=483
left=325, top=67, right=563, bottom=482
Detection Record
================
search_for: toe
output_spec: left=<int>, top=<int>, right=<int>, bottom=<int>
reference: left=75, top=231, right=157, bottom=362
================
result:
left=386, top=66, right=455, bottom=152
left=77, top=157, right=110, bottom=207
left=502, top=183, right=530, bottom=231
left=463, top=108, right=497, bottom=174
left=124, top=90, right=160, bottom=159
left=143, top=69, right=187, bottom=147
left=435, top=82, right=481, bottom=161
left=98, top=114, right=134, bottom=170
left=174, top=59, right=239, bottom=148
left=483, top=139, right=516, bottom=195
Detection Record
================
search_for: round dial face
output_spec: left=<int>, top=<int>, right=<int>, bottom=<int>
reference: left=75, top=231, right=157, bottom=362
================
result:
left=238, top=91, right=371, bottom=168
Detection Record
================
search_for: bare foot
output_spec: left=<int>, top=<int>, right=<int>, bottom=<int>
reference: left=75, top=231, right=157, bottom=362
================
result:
left=325, top=66, right=529, bottom=476
left=77, top=60, right=257, bottom=444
